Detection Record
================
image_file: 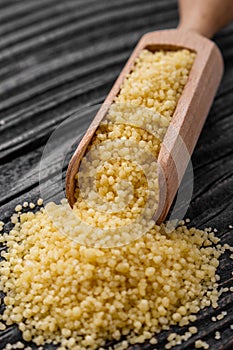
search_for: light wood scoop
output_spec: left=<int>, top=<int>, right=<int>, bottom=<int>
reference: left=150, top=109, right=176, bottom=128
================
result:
left=66, top=0, right=233, bottom=223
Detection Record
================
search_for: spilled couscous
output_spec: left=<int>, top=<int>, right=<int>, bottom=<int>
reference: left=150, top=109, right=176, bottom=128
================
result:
left=1, top=49, right=232, bottom=350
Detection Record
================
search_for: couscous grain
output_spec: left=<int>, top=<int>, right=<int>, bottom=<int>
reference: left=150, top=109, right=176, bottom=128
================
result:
left=195, top=340, right=209, bottom=349
left=215, top=331, right=221, bottom=340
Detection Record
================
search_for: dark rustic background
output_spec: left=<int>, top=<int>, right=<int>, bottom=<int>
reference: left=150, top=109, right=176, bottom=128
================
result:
left=0, top=0, right=233, bottom=349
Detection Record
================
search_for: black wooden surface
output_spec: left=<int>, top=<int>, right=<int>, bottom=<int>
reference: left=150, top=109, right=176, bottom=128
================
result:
left=0, top=0, right=233, bottom=349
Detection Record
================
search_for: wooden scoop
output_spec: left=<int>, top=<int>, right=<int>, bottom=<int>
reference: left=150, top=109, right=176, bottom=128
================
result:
left=66, top=0, right=233, bottom=223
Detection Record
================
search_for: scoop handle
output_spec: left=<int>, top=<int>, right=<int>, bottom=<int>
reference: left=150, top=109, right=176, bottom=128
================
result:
left=178, top=0, right=233, bottom=38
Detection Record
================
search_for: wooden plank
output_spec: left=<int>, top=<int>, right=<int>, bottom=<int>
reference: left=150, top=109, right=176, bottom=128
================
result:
left=0, top=0, right=233, bottom=349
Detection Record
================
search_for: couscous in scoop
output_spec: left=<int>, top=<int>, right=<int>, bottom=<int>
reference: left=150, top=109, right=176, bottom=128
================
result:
left=66, top=0, right=233, bottom=223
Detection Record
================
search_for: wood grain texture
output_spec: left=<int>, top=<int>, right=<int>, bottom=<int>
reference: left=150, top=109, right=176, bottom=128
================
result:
left=0, top=0, right=232, bottom=349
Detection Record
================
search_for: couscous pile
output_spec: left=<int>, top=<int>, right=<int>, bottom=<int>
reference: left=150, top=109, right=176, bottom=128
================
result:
left=0, top=49, right=232, bottom=350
